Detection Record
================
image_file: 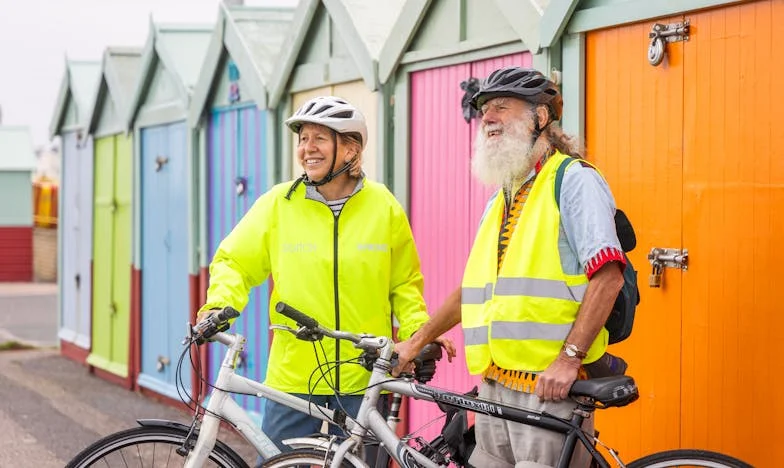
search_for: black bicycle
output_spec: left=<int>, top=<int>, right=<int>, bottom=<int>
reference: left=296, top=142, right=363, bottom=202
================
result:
left=262, top=302, right=753, bottom=468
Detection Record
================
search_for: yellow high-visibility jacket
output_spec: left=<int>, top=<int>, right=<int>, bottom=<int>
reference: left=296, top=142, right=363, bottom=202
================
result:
left=201, top=179, right=429, bottom=394
left=461, top=151, right=607, bottom=374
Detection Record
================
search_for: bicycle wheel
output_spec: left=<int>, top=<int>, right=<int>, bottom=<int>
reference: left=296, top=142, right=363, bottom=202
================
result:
left=262, top=448, right=358, bottom=467
left=65, top=425, right=249, bottom=468
left=627, top=449, right=753, bottom=468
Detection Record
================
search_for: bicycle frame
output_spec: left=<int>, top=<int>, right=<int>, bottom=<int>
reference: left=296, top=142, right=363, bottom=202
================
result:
left=183, top=331, right=364, bottom=468
left=317, top=343, right=615, bottom=468
left=183, top=317, right=622, bottom=468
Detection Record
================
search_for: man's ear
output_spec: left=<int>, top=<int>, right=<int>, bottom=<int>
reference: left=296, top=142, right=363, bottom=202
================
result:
left=536, top=105, right=550, bottom=128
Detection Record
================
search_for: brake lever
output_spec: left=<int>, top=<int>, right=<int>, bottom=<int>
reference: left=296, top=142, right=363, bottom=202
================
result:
left=270, top=324, right=297, bottom=334
left=270, top=324, right=323, bottom=342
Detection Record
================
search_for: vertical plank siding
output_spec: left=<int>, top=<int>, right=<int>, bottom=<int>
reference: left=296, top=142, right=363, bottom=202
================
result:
left=207, top=106, right=270, bottom=421
left=406, top=52, right=530, bottom=438
left=138, top=121, right=192, bottom=400
left=586, top=2, right=781, bottom=464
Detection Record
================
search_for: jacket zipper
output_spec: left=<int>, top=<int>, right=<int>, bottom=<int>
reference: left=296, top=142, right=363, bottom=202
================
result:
left=311, top=188, right=359, bottom=393
left=332, top=210, right=341, bottom=392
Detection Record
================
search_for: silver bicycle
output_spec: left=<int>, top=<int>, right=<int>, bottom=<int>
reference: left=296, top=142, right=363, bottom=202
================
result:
left=64, top=305, right=439, bottom=468
left=65, top=303, right=753, bottom=468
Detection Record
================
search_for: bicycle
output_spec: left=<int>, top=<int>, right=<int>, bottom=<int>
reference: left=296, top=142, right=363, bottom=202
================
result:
left=261, top=303, right=754, bottom=468
left=65, top=303, right=753, bottom=468
left=64, top=305, right=440, bottom=468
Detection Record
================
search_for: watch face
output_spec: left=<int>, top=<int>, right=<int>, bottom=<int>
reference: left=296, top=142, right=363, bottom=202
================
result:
left=565, top=346, right=576, bottom=357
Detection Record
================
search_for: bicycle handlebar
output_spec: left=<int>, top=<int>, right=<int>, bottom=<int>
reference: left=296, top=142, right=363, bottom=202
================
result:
left=275, top=302, right=319, bottom=329
left=192, top=306, right=241, bottom=343
left=275, top=301, right=370, bottom=347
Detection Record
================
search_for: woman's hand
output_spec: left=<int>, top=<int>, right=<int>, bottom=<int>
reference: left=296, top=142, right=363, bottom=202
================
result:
left=196, top=309, right=221, bottom=324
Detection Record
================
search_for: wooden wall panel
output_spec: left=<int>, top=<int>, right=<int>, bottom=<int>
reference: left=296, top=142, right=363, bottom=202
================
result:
left=586, top=16, right=685, bottom=459
left=681, top=2, right=784, bottom=465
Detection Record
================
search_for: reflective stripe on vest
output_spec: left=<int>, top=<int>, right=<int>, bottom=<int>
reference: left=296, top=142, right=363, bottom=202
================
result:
left=461, top=151, right=608, bottom=374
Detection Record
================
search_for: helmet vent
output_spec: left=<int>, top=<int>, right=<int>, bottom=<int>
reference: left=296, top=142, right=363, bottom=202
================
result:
left=330, top=110, right=354, bottom=119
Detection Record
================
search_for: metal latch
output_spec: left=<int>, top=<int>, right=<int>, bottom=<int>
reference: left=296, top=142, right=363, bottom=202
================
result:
left=648, top=20, right=690, bottom=66
left=155, top=155, right=169, bottom=172
left=156, top=355, right=170, bottom=372
left=647, top=247, right=688, bottom=288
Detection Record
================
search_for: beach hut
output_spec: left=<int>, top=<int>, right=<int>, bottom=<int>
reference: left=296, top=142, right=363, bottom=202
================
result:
left=188, top=3, right=294, bottom=423
left=125, top=21, right=212, bottom=401
left=268, top=0, right=404, bottom=184
left=49, top=59, right=101, bottom=362
left=378, top=0, right=554, bottom=437
left=0, top=126, right=36, bottom=282
left=84, top=46, right=142, bottom=387
left=538, top=1, right=782, bottom=465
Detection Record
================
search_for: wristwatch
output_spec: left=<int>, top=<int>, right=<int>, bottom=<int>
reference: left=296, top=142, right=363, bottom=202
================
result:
left=562, top=343, right=587, bottom=360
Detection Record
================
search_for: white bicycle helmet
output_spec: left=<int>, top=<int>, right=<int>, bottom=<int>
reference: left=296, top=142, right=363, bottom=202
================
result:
left=285, top=96, right=368, bottom=149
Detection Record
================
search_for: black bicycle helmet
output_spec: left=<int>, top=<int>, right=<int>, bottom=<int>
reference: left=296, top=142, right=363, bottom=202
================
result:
left=470, top=66, right=563, bottom=121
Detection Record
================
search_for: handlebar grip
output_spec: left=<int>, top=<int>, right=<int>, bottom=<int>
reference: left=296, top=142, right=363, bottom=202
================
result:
left=275, top=302, right=319, bottom=329
left=213, top=306, right=240, bottom=324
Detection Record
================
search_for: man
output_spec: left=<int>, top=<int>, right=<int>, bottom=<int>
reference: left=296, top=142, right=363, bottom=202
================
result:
left=394, top=66, right=625, bottom=467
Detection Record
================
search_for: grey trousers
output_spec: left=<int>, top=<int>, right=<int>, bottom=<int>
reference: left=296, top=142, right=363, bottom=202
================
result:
left=468, top=380, right=593, bottom=468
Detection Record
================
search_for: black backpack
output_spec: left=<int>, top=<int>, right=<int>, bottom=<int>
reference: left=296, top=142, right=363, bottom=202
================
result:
left=555, top=157, right=640, bottom=344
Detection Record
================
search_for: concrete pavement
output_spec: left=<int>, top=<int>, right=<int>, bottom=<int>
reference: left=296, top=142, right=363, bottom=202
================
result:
left=0, top=283, right=257, bottom=467
left=0, top=282, right=58, bottom=348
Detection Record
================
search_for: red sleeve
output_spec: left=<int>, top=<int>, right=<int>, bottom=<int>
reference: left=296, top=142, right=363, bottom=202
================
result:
left=585, top=247, right=626, bottom=279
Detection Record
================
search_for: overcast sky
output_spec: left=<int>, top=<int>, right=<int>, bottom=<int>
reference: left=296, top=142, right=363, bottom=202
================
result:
left=0, top=0, right=299, bottom=147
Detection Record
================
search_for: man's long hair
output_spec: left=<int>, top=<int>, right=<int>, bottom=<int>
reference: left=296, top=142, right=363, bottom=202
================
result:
left=544, top=122, right=586, bottom=160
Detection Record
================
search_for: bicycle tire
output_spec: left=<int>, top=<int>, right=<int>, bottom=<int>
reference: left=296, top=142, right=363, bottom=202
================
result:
left=65, top=425, right=249, bottom=468
left=262, top=448, right=359, bottom=467
left=627, top=449, right=753, bottom=468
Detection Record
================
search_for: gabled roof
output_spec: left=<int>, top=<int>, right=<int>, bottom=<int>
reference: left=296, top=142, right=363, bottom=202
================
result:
left=48, top=59, right=101, bottom=138
left=87, top=47, right=143, bottom=135
left=188, top=3, right=295, bottom=127
left=267, top=0, right=406, bottom=108
left=539, top=0, right=581, bottom=48
left=125, top=20, right=213, bottom=129
left=378, top=0, right=550, bottom=83
left=0, top=126, right=37, bottom=171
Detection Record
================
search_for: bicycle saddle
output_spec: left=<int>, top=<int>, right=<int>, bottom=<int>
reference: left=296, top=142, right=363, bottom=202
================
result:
left=570, top=375, right=639, bottom=408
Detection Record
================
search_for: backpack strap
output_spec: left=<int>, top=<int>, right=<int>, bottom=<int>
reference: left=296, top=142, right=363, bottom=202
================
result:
left=554, top=156, right=576, bottom=210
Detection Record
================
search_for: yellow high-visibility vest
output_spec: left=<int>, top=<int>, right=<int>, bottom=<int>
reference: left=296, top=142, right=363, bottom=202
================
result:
left=461, top=151, right=607, bottom=374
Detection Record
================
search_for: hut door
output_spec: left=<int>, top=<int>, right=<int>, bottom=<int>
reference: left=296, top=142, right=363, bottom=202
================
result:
left=586, top=15, right=686, bottom=458
left=206, top=105, right=270, bottom=421
left=679, top=3, right=784, bottom=463
left=139, top=121, right=191, bottom=398
left=89, top=134, right=132, bottom=378
left=407, top=52, right=530, bottom=437
left=587, top=3, right=782, bottom=464
left=60, top=131, right=93, bottom=351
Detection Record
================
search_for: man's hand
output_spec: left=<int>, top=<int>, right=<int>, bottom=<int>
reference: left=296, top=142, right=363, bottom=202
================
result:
left=392, top=334, right=457, bottom=376
left=534, top=355, right=581, bottom=402
left=433, top=335, right=457, bottom=363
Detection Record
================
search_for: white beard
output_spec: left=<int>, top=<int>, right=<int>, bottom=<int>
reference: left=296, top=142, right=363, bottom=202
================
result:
left=471, top=118, right=539, bottom=192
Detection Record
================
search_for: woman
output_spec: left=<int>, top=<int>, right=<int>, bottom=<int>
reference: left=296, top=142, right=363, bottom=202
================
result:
left=198, top=96, right=454, bottom=454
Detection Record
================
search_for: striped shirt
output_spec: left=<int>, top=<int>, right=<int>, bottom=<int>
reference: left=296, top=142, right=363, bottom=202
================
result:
left=326, top=196, right=350, bottom=217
